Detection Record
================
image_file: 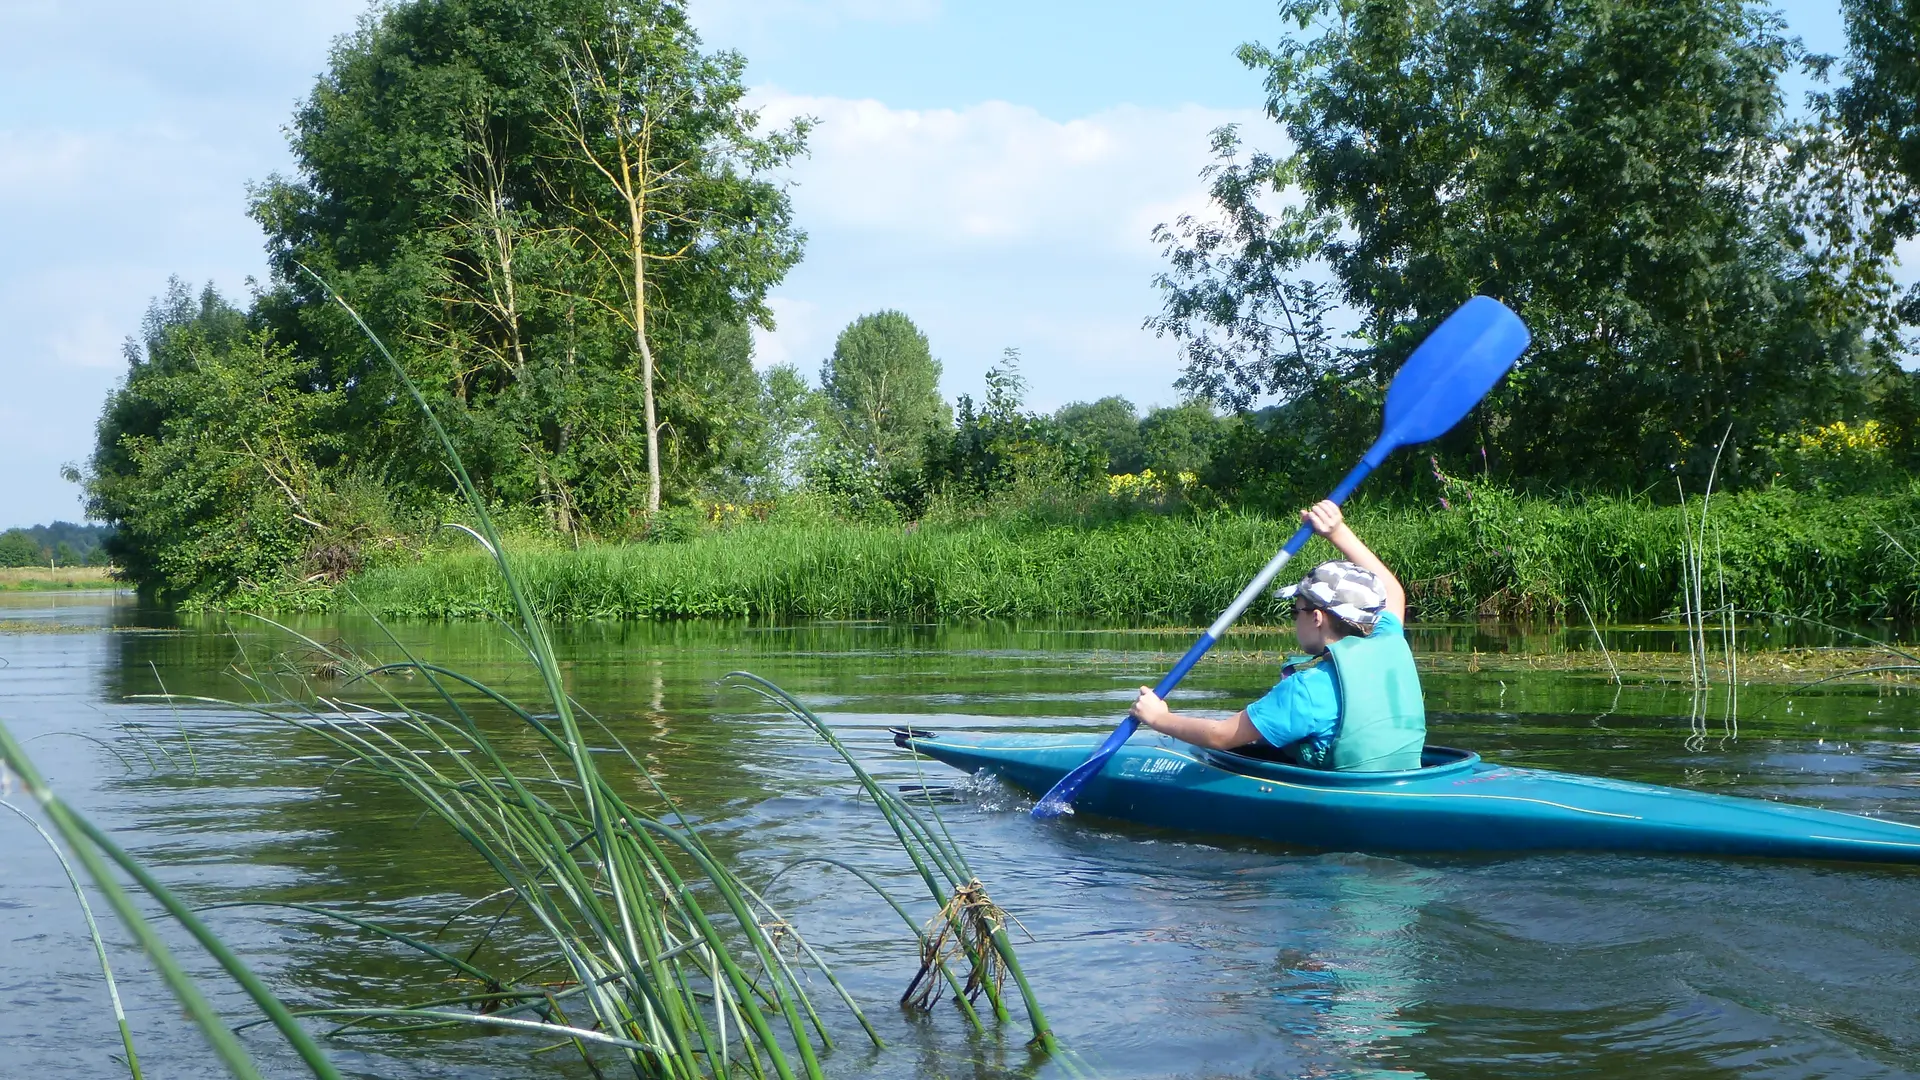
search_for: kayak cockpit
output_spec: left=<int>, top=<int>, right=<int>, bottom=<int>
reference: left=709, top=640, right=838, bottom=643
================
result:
left=1198, top=744, right=1481, bottom=786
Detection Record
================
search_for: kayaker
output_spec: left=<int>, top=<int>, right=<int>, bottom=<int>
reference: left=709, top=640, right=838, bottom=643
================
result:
left=1128, top=499, right=1425, bottom=771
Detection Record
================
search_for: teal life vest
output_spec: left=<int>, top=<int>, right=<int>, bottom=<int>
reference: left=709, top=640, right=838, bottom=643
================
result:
left=1321, top=628, right=1427, bottom=771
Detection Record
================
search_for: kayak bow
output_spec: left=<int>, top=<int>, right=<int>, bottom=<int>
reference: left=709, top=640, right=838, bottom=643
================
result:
left=899, top=728, right=1920, bottom=865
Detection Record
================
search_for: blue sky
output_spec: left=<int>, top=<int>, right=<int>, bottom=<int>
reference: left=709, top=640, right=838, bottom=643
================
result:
left=0, top=0, right=1863, bottom=527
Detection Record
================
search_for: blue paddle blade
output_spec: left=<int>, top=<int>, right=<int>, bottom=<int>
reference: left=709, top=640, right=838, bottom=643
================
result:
left=1380, top=296, right=1530, bottom=449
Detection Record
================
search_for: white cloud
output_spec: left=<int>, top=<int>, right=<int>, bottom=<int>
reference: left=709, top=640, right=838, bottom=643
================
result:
left=757, top=92, right=1253, bottom=253
left=747, top=92, right=1263, bottom=407
left=0, top=1, right=361, bottom=527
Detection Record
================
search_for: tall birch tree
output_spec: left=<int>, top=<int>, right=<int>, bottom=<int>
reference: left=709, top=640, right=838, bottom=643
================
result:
left=545, top=0, right=807, bottom=514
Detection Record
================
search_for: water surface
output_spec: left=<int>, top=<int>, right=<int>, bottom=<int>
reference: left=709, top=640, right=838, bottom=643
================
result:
left=4, top=592, right=1919, bottom=1078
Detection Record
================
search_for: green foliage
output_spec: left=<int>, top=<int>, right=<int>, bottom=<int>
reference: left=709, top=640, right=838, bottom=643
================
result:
left=0, top=530, right=40, bottom=568
left=81, top=0, right=1920, bottom=608
left=81, top=1, right=822, bottom=601
left=800, top=439, right=906, bottom=525
left=1834, top=0, right=1920, bottom=245
left=81, top=286, right=347, bottom=605
left=743, top=363, right=816, bottom=496
left=0, top=522, right=113, bottom=565
left=1767, top=418, right=1906, bottom=494
left=1140, top=401, right=1228, bottom=482
left=347, top=488, right=1920, bottom=625
left=1199, top=402, right=1352, bottom=513
left=922, top=350, right=1104, bottom=512
left=819, top=310, right=949, bottom=479
left=250, top=0, right=804, bottom=532
left=1153, top=0, right=1903, bottom=491
left=1053, top=396, right=1145, bottom=474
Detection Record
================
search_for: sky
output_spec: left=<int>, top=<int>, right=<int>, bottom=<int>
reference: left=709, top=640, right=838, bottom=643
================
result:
left=0, top=0, right=1863, bottom=528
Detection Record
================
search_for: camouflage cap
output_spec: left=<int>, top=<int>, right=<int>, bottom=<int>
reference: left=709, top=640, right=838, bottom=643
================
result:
left=1277, top=560, right=1387, bottom=633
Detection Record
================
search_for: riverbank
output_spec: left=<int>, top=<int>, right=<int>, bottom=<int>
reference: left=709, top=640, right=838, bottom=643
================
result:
left=0, top=565, right=117, bottom=591
left=310, top=488, right=1920, bottom=625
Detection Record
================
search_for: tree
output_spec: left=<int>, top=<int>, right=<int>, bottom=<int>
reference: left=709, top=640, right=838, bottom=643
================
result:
left=1153, top=0, right=1894, bottom=491
left=819, top=311, right=949, bottom=478
left=251, top=0, right=804, bottom=529
left=922, top=349, right=1102, bottom=505
left=1140, top=402, right=1228, bottom=480
left=81, top=286, right=343, bottom=603
left=1813, top=0, right=1920, bottom=379
left=1835, top=0, right=1920, bottom=244
left=1054, top=396, right=1145, bottom=474
left=0, top=531, right=40, bottom=568
left=745, top=364, right=816, bottom=496
left=545, top=0, right=807, bottom=514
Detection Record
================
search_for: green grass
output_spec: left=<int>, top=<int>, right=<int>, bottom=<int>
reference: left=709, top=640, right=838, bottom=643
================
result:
left=0, top=566, right=118, bottom=591
left=332, top=487, right=1920, bottom=625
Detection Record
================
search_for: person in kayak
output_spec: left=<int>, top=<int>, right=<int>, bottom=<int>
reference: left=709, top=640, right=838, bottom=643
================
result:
left=1128, top=499, right=1425, bottom=771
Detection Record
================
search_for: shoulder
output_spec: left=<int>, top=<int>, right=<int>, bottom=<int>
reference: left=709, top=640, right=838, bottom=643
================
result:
left=1271, top=660, right=1337, bottom=703
left=1371, top=611, right=1406, bottom=638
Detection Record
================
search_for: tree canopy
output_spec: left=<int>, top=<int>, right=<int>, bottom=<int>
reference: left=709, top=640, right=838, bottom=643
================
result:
left=819, top=311, right=949, bottom=477
left=1055, top=397, right=1146, bottom=475
left=250, top=0, right=805, bottom=529
left=70, top=0, right=1920, bottom=604
left=1151, top=0, right=1908, bottom=490
left=1835, top=0, right=1920, bottom=241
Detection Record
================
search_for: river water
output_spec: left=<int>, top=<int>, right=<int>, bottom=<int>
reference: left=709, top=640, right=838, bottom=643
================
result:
left=4, top=590, right=1920, bottom=1079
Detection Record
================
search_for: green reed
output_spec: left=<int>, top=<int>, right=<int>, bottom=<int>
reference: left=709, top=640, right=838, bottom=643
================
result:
left=0, top=799, right=143, bottom=1078
left=0, top=722, right=345, bottom=1080
left=0, top=273, right=1055, bottom=1078
left=340, top=486, right=1920, bottom=626
left=726, top=672, right=1057, bottom=1053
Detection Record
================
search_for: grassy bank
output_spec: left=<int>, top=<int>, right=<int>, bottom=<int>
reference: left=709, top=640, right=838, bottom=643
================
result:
left=328, top=488, right=1920, bottom=624
left=0, top=566, right=118, bottom=592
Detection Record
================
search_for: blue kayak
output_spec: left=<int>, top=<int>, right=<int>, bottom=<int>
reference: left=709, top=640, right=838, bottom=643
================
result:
left=894, top=729, right=1920, bottom=865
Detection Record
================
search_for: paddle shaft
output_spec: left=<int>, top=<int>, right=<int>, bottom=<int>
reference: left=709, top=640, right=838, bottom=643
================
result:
left=1030, top=438, right=1391, bottom=816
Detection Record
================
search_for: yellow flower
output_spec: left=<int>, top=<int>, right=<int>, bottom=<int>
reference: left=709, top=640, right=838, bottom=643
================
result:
left=1797, top=419, right=1887, bottom=454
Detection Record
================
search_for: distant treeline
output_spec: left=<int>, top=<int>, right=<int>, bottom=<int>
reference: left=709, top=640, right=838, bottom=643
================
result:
left=69, top=0, right=1920, bottom=608
left=0, top=522, right=112, bottom=568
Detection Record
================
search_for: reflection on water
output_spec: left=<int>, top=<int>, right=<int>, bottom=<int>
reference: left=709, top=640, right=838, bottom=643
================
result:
left=2, top=593, right=1919, bottom=1077
left=1272, top=862, right=1435, bottom=1079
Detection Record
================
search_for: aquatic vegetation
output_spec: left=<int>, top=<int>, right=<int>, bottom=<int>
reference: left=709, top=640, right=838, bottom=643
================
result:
left=196, top=621, right=884, bottom=1079
left=0, top=280, right=1055, bottom=1078
left=730, top=676, right=1056, bottom=1052
left=335, top=487, right=1920, bottom=626
left=0, top=726, right=345, bottom=1080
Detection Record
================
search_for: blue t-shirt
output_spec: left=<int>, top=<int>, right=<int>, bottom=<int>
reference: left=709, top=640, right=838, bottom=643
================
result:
left=1245, top=611, right=1405, bottom=768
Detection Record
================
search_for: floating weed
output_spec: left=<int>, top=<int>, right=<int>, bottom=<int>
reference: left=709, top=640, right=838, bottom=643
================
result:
left=724, top=676, right=1057, bottom=1054
left=906, top=879, right=1016, bottom=1013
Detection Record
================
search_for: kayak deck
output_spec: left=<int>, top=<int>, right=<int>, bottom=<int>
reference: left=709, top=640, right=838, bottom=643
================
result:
left=895, top=728, right=1920, bottom=865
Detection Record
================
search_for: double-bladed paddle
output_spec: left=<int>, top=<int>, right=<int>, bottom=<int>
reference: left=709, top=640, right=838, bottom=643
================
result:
left=1031, top=295, right=1531, bottom=819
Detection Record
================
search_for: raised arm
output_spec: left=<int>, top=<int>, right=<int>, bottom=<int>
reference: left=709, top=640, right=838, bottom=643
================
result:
left=1302, top=500, right=1405, bottom=622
